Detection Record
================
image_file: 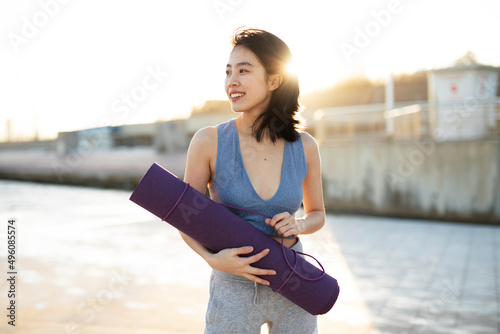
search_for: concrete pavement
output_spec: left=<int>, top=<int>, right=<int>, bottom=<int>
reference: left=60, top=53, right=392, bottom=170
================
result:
left=314, top=215, right=499, bottom=334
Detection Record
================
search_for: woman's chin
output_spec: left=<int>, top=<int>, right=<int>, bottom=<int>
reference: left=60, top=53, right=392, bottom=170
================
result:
left=229, top=105, right=245, bottom=113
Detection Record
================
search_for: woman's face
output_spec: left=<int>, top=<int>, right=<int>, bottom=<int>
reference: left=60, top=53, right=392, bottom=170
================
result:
left=225, top=45, right=277, bottom=115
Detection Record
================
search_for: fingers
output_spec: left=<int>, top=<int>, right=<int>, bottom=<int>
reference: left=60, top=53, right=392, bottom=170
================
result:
left=243, top=259, right=277, bottom=286
left=233, top=247, right=272, bottom=263
left=267, top=213, right=299, bottom=237
left=276, top=219, right=300, bottom=237
left=217, top=247, right=276, bottom=285
left=281, top=227, right=299, bottom=238
left=232, top=246, right=254, bottom=256
left=273, top=216, right=293, bottom=230
left=245, top=248, right=270, bottom=263
left=242, top=273, right=272, bottom=286
left=252, top=267, right=277, bottom=276
left=244, top=248, right=277, bottom=277
left=232, top=247, right=276, bottom=271
left=265, top=212, right=289, bottom=228
left=246, top=249, right=277, bottom=279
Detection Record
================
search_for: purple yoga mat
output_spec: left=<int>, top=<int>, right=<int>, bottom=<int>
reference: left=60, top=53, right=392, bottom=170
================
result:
left=129, top=163, right=339, bottom=315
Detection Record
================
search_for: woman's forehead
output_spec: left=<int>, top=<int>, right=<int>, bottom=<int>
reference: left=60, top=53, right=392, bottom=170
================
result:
left=227, top=45, right=261, bottom=67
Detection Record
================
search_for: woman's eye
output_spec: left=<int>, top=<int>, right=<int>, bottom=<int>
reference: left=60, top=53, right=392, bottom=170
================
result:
left=225, top=71, right=230, bottom=75
left=240, top=69, right=248, bottom=74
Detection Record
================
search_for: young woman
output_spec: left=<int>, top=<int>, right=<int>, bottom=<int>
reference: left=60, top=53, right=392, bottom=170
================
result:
left=180, top=28, right=325, bottom=334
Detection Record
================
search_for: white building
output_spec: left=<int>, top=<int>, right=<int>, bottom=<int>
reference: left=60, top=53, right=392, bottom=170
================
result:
left=428, top=64, right=499, bottom=141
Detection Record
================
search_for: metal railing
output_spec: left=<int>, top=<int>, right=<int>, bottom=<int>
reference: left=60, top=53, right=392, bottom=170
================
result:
left=314, top=99, right=500, bottom=144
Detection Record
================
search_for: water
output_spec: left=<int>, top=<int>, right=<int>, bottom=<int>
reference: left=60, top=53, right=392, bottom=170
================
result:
left=0, top=180, right=216, bottom=332
left=0, top=180, right=211, bottom=287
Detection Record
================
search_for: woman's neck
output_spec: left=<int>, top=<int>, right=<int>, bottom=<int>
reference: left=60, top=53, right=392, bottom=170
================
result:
left=236, top=113, right=277, bottom=145
left=236, top=113, right=257, bottom=137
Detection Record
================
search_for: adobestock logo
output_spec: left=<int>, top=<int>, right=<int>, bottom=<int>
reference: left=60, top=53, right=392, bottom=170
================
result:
left=7, top=0, right=71, bottom=54
left=386, top=75, right=497, bottom=190
left=212, top=0, right=244, bottom=20
left=110, top=64, right=169, bottom=122
left=409, top=277, right=460, bottom=333
left=51, top=63, right=169, bottom=182
left=48, top=268, right=132, bottom=334
left=339, top=0, right=407, bottom=63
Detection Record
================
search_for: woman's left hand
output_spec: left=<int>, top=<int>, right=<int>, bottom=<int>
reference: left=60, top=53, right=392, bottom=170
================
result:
left=265, top=212, right=302, bottom=238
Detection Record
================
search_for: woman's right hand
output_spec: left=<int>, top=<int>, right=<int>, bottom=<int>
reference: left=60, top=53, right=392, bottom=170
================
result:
left=207, top=246, right=276, bottom=285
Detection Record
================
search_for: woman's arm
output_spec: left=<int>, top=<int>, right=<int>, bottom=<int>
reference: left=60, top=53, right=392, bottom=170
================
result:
left=298, top=132, right=326, bottom=233
left=180, top=126, right=276, bottom=285
left=266, top=132, right=325, bottom=237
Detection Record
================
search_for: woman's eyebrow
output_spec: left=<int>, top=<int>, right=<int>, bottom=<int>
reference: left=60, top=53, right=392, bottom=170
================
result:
left=226, top=61, right=254, bottom=68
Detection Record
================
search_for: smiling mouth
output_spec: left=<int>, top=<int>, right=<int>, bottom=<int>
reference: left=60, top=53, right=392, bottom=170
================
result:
left=230, top=92, right=245, bottom=99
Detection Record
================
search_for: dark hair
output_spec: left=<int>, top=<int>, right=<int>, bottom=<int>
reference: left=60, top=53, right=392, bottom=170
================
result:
left=231, top=28, right=304, bottom=143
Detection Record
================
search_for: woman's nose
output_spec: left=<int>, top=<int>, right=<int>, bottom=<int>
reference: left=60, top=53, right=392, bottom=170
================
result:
left=227, top=74, right=239, bottom=87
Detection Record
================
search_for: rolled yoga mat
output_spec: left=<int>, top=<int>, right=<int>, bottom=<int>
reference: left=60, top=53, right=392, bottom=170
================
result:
left=129, top=163, right=339, bottom=315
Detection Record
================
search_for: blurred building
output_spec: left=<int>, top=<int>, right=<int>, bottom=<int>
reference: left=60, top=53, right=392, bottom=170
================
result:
left=54, top=100, right=236, bottom=156
left=314, top=102, right=422, bottom=143
left=185, top=100, right=235, bottom=137
left=56, top=127, right=113, bottom=155
left=428, top=63, right=499, bottom=141
left=316, top=62, right=500, bottom=223
left=314, top=64, right=500, bottom=144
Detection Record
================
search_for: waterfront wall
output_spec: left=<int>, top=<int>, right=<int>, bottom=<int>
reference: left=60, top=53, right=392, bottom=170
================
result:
left=1, top=139, right=498, bottom=223
left=320, top=139, right=500, bottom=223
left=0, top=148, right=186, bottom=190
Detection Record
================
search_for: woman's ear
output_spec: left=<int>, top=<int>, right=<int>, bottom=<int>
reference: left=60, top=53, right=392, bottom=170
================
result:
left=268, top=74, right=282, bottom=91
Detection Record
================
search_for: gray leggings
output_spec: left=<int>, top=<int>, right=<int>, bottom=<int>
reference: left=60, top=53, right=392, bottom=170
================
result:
left=204, top=239, right=318, bottom=334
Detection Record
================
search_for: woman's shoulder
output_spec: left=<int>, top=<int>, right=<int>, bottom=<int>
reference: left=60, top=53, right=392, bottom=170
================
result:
left=189, top=126, right=218, bottom=151
left=193, top=125, right=217, bottom=140
left=299, top=131, right=319, bottom=152
left=298, top=131, right=320, bottom=164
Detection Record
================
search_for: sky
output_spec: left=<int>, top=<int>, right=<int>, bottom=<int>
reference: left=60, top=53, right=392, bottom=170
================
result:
left=1, top=0, right=499, bottom=141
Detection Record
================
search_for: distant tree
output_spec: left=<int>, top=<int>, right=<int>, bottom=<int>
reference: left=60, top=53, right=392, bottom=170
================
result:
left=454, top=51, right=478, bottom=66
left=191, top=100, right=232, bottom=115
left=301, top=77, right=384, bottom=110
left=301, top=72, right=427, bottom=111
left=393, top=72, right=427, bottom=102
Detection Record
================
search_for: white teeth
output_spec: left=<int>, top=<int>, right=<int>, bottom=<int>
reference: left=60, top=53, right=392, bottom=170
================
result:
left=230, top=93, right=245, bottom=98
